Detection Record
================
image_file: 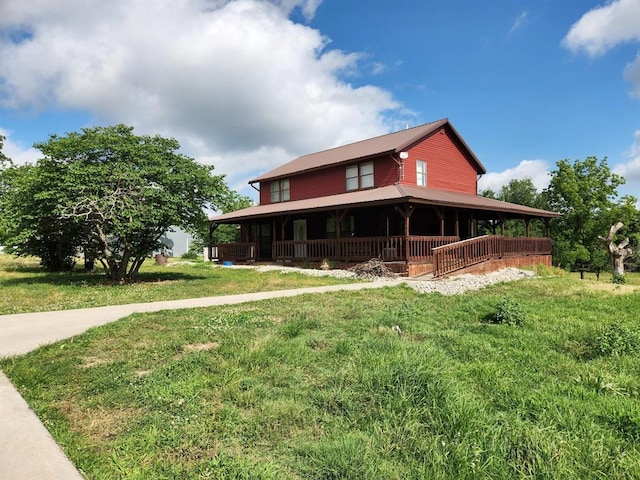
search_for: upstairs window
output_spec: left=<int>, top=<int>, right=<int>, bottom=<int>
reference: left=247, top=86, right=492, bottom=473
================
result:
left=416, top=160, right=427, bottom=186
left=346, top=161, right=374, bottom=191
left=270, top=179, right=290, bottom=202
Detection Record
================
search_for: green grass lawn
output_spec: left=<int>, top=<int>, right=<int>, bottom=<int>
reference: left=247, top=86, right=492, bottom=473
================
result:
left=2, top=272, right=639, bottom=479
left=0, top=254, right=356, bottom=314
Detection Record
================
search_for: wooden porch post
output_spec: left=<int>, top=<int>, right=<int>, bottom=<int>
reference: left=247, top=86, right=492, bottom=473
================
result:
left=395, top=204, right=415, bottom=262
left=281, top=215, right=290, bottom=241
left=544, top=218, right=550, bottom=237
left=240, top=223, right=247, bottom=243
left=525, top=218, right=531, bottom=237
left=272, top=218, right=277, bottom=261
left=433, top=207, right=444, bottom=236
left=499, top=215, right=505, bottom=236
left=208, top=223, right=217, bottom=261
left=331, top=209, right=348, bottom=259
left=454, top=210, right=460, bottom=238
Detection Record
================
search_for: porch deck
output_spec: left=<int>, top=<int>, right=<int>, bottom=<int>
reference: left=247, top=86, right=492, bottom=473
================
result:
left=209, top=235, right=552, bottom=277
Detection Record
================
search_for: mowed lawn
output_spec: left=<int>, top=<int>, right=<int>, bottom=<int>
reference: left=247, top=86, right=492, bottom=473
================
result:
left=2, top=269, right=639, bottom=479
left=0, top=254, right=356, bottom=315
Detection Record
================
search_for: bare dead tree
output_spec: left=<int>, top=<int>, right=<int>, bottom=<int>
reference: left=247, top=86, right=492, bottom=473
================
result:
left=598, top=222, right=633, bottom=279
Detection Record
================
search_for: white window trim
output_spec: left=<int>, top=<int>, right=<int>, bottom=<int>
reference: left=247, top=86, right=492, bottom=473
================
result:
left=416, top=160, right=426, bottom=187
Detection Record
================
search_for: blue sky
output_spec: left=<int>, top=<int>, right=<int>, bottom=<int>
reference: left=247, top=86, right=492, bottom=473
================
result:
left=1, top=0, right=639, bottom=202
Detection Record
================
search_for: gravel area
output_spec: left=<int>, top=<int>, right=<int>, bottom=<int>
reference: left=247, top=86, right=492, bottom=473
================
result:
left=406, top=268, right=536, bottom=295
left=254, top=264, right=359, bottom=279
left=229, top=264, right=536, bottom=295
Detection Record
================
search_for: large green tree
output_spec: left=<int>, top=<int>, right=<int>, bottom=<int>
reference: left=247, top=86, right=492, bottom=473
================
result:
left=0, top=161, right=82, bottom=270
left=2, top=136, right=79, bottom=270
left=0, top=135, right=10, bottom=165
left=541, top=156, right=638, bottom=274
left=0, top=125, right=231, bottom=281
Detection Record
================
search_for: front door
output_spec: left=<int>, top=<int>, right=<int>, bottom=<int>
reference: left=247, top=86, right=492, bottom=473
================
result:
left=293, top=219, right=307, bottom=258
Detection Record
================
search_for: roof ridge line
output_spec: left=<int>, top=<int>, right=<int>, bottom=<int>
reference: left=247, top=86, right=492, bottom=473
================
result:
left=296, top=118, right=448, bottom=158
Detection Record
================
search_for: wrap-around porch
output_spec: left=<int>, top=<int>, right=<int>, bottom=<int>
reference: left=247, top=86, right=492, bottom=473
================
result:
left=209, top=202, right=553, bottom=277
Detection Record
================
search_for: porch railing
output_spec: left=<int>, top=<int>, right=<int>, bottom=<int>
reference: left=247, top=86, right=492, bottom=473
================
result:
left=272, top=235, right=460, bottom=262
left=210, top=235, right=551, bottom=275
left=432, top=235, right=552, bottom=277
left=210, top=242, right=256, bottom=262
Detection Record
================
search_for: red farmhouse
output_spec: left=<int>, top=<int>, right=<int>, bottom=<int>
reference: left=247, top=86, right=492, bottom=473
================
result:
left=209, top=119, right=560, bottom=277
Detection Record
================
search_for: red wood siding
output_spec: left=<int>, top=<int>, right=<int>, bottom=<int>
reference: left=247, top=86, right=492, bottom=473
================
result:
left=259, top=185, right=270, bottom=205
left=401, top=126, right=478, bottom=194
left=375, top=154, right=399, bottom=186
left=259, top=154, right=398, bottom=204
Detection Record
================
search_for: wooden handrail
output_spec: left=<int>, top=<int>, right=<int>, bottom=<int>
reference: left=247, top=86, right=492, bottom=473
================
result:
left=210, top=242, right=257, bottom=262
left=272, top=236, right=460, bottom=262
left=432, top=235, right=552, bottom=277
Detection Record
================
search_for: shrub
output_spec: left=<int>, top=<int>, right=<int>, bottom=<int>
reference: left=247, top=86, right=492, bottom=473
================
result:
left=535, top=264, right=564, bottom=277
left=593, top=323, right=639, bottom=357
left=612, top=273, right=626, bottom=284
left=492, top=297, right=526, bottom=326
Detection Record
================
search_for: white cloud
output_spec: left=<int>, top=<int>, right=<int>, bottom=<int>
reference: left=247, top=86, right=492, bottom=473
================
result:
left=275, top=0, right=322, bottom=21
left=562, top=0, right=640, bottom=56
left=0, top=128, right=40, bottom=165
left=613, top=130, right=640, bottom=202
left=509, top=11, right=527, bottom=35
left=477, top=159, right=551, bottom=193
left=624, top=52, right=640, bottom=97
left=562, top=0, right=640, bottom=99
left=0, top=0, right=401, bottom=189
left=371, top=62, right=386, bottom=75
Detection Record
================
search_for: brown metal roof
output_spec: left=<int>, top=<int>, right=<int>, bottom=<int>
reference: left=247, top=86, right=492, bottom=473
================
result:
left=210, top=185, right=561, bottom=223
left=250, top=118, right=486, bottom=183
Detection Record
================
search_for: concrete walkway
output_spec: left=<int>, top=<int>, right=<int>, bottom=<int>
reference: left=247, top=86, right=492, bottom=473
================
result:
left=0, top=280, right=401, bottom=479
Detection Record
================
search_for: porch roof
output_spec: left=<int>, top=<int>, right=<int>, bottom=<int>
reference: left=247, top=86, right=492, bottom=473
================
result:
left=210, top=184, right=562, bottom=224
left=249, top=118, right=486, bottom=183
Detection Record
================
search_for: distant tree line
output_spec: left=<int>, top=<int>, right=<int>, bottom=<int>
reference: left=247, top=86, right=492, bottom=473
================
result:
left=481, top=157, right=640, bottom=277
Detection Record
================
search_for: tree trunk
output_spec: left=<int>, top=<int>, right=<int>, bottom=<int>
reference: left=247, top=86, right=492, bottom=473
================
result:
left=84, top=249, right=95, bottom=273
left=614, top=256, right=625, bottom=277
left=129, top=257, right=146, bottom=277
left=598, top=222, right=633, bottom=280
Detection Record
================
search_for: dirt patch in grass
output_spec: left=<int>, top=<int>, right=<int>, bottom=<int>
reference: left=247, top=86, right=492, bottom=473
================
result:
left=80, top=355, right=112, bottom=369
left=184, top=342, right=220, bottom=351
left=573, top=282, right=639, bottom=295
left=55, top=400, right=143, bottom=441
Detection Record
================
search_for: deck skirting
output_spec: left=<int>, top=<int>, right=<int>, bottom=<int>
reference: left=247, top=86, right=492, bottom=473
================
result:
left=447, top=255, right=552, bottom=276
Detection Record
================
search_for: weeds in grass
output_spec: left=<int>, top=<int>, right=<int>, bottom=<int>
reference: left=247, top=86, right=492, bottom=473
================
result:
left=593, top=323, right=640, bottom=357
left=491, top=296, right=526, bottom=326
left=613, top=273, right=627, bottom=284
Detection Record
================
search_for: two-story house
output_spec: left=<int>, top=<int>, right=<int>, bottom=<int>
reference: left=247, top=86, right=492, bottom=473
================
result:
left=209, top=118, right=560, bottom=276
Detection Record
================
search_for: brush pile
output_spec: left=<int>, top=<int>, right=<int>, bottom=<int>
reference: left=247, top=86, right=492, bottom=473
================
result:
left=348, top=258, right=395, bottom=279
